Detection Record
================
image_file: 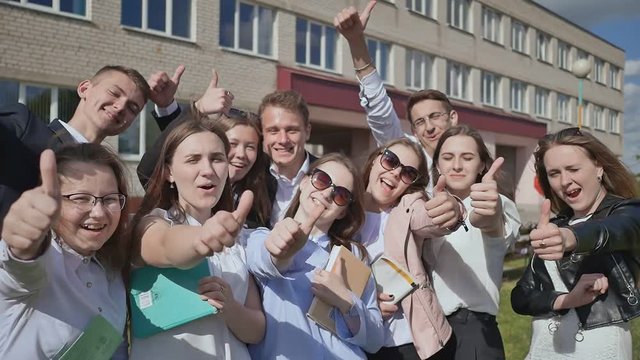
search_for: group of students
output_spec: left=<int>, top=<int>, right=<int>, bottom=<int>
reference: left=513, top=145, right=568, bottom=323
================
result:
left=1, top=2, right=639, bottom=360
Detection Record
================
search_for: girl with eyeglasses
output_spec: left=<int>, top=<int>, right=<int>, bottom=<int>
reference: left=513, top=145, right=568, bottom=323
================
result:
left=511, top=128, right=640, bottom=359
left=359, top=138, right=462, bottom=360
left=0, top=143, right=131, bottom=359
left=427, top=125, right=521, bottom=360
left=245, top=153, right=384, bottom=359
left=129, top=118, right=264, bottom=360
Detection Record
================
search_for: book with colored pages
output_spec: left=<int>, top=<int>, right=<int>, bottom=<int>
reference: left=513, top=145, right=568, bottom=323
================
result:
left=307, top=245, right=371, bottom=333
left=52, top=315, right=122, bottom=360
left=129, top=260, right=217, bottom=338
left=371, top=256, right=418, bottom=305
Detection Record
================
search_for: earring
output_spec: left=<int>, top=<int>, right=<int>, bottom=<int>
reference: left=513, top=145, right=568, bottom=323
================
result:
left=597, top=174, right=603, bottom=183
left=170, top=182, right=175, bottom=189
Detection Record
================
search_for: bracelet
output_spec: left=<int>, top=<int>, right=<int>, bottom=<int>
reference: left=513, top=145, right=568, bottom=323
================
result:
left=354, top=61, right=373, bottom=72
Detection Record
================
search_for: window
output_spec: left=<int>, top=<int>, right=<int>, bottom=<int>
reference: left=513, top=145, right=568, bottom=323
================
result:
left=4, top=0, right=87, bottom=16
left=557, top=93, right=571, bottom=123
left=219, top=0, right=274, bottom=57
left=608, top=65, right=620, bottom=89
left=366, top=38, right=392, bottom=83
left=592, top=105, right=604, bottom=130
left=121, top=0, right=192, bottom=39
left=481, top=71, right=500, bottom=106
left=482, top=7, right=501, bottom=43
left=296, top=18, right=338, bottom=71
left=534, top=87, right=549, bottom=117
left=446, top=61, right=470, bottom=100
left=405, top=49, right=432, bottom=89
left=448, top=0, right=470, bottom=32
left=511, top=21, right=527, bottom=53
left=580, top=101, right=590, bottom=127
left=406, top=0, right=432, bottom=17
left=536, top=31, right=550, bottom=62
left=594, top=58, right=605, bottom=83
left=608, top=110, right=619, bottom=133
left=510, top=80, right=527, bottom=112
left=0, top=79, right=79, bottom=122
left=557, top=41, right=571, bottom=70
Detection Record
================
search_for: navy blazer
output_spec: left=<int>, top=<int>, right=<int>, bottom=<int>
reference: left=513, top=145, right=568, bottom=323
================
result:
left=0, top=103, right=75, bottom=224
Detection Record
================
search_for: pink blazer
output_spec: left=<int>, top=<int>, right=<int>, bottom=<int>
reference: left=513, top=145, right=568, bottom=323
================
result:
left=383, top=192, right=452, bottom=359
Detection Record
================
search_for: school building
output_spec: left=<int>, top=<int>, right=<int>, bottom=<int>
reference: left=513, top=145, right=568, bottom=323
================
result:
left=0, top=0, right=626, bottom=222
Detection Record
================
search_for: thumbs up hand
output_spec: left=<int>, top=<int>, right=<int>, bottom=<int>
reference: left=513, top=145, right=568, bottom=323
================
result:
left=265, top=203, right=325, bottom=270
left=193, top=191, right=253, bottom=256
left=334, top=1, right=377, bottom=42
left=469, top=157, right=504, bottom=234
left=148, top=64, right=186, bottom=108
left=194, top=69, right=234, bottom=116
left=529, top=199, right=577, bottom=260
left=425, top=176, right=463, bottom=231
left=1, top=150, right=60, bottom=260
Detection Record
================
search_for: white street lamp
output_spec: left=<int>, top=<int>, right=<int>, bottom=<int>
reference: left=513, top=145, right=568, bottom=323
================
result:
left=572, top=59, right=592, bottom=128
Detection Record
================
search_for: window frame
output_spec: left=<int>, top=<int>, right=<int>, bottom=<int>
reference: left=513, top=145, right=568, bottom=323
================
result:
left=536, top=31, right=550, bottom=63
left=592, top=104, right=604, bottom=130
left=295, top=17, right=339, bottom=73
left=448, top=0, right=470, bottom=32
left=367, top=38, right=393, bottom=84
left=482, top=6, right=502, bottom=44
left=406, top=0, right=433, bottom=18
left=0, top=79, right=80, bottom=122
left=446, top=61, right=470, bottom=101
left=2, top=0, right=89, bottom=19
left=481, top=71, right=500, bottom=106
left=556, top=93, right=571, bottom=124
left=607, top=109, right=620, bottom=133
left=405, top=48, right=432, bottom=90
left=121, top=0, right=195, bottom=41
left=594, top=58, right=605, bottom=84
left=557, top=41, right=571, bottom=71
left=511, top=20, right=527, bottom=54
left=608, top=65, right=620, bottom=89
left=219, top=0, right=276, bottom=58
left=510, top=79, right=527, bottom=113
left=534, top=87, right=549, bottom=118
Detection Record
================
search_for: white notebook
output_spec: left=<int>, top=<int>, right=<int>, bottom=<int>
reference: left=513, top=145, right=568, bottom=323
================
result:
left=371, top=256, right=418, bottom=305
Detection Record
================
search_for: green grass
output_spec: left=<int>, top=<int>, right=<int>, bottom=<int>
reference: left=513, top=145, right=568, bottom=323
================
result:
left=498, top=256, right=640, bottom=359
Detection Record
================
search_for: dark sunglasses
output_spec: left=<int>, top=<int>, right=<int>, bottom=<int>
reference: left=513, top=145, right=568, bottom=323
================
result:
left=379, top=148, right=420, bottom=184
left=228, top=107, right=259, bottom=120
left=543, top=126, right=583, bottom=142
left=309, top=168, right=353, bottom=206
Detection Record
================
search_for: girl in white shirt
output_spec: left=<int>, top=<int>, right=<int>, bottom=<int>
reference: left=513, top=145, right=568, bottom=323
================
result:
left=129, top=117, right=264, bottom=360
left=1, top=144, right=131, bottom=359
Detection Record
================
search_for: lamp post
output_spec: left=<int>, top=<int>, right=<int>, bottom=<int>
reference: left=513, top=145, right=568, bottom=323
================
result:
left=572, top=59, right=591, bottom=128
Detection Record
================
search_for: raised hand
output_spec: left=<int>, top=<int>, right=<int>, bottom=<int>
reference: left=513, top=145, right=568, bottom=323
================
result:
left=1, top=150, right=60, bottom=260
left=469, top=157, right=504, bottom=232
left=193, top=69, right=234, bottom=116
left=529, top=199, right=576, bottom=260
left=554, top=273, right=608, bottom=310
left=334, top=1, right=377, bottom=41
left=264, top=203, right=325, bottom=267
left=193, top=190, right=253, bottom=256
left=425, top=176, right=461, bottom=231
left=148, top=65, right=185, bottom=108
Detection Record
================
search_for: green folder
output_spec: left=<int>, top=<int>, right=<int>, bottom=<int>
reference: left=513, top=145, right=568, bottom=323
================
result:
left=53, top=315, right=122, bottom=360
left=129, top=260, right=218, bottom=338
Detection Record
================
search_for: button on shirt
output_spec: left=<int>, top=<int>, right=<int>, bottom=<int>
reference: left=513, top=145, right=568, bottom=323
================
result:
left=269, top=154, right=311, bottom=227
left=0, top=236, right=127, bottom=359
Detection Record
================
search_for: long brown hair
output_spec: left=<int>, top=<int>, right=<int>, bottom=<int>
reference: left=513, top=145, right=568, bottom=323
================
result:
left=55, top=143, right=130, bottom=272
left=534, top=127, right=637, bottom=214
left=213, top=109, right=271, bottom=227
left=362, top=138, right=430, bottom=205
left=130, top=116, right=234, bottom=255
left=285, top=153, right=367, bottom=258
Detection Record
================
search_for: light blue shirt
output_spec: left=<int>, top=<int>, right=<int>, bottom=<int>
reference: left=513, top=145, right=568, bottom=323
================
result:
left=246, top=229, right=384, bottom=359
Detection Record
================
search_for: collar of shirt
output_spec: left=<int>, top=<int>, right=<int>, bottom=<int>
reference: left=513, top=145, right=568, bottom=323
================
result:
left=269, top=152, right=311, bottom=185
left=309, top=232, right=331, bottom=252
left=51, top=231, right=104, bottom=271
left=58, top=119, right=89, bottom=143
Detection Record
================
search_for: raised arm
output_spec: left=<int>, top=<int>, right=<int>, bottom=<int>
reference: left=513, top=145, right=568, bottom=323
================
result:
left=334, top=1, right=405, bottom=146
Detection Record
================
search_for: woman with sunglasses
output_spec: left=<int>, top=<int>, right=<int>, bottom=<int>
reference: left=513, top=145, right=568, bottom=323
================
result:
left=245, top=153, right=384, bottom=359
left=511, top=128, right=640, bottom=359
left=359, top=137, right=462, bottom=360
left=1, top=144, right=131, bottom=359
left=428, top=125, right=521, bottom=360
left=129, top=117, right=264, bottom=359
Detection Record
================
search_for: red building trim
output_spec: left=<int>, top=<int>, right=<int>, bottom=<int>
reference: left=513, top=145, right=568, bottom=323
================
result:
left=277, top=65, right=547, bottom=139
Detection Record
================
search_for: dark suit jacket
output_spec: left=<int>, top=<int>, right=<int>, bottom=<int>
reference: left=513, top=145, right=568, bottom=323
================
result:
left=0, top=103, right=75, bottom=223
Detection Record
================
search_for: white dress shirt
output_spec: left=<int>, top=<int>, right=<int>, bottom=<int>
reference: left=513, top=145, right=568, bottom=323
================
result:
left=269, top=153, right=311, bottom=226
left=58, top=119, right=89, bottom=143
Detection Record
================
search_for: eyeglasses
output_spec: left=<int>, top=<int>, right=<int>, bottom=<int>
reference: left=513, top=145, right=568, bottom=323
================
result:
left=309, top=169, right=353, bottom=206
left=62, top=193, right=127, bottom=212
left=228, top=107, right=259, bottom=120
left=412, top=111, right=451, bottom=128
left=379, top=149, right=421, bottom=184
left=557, top=127, right=582, bottom=137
